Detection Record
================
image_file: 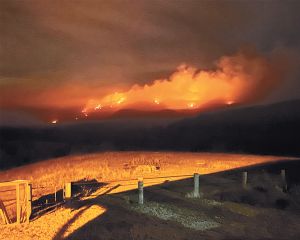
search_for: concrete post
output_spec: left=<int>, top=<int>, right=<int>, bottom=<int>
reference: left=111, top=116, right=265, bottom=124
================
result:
left=242, top=171, right=248, bottom=189
left=138, top=179, right=144, bottom=205
left=193, top=173, right=200, bottom=198
left=54, top=186, right=57, bottom=203
left=64, top=182, right=72, bottom=199
left=281, top=169, right=287, bottom=192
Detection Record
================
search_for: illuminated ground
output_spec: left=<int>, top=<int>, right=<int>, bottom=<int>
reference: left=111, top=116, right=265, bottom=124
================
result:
left=0, top=152, right=299, bottom=239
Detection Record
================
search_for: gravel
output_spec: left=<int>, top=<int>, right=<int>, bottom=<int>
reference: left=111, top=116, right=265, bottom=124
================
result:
left=132, top=202, right=220, bottom=231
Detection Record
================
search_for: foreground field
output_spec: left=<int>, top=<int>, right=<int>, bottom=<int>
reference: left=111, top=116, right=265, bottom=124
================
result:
left=0, top=152, right=291, bottom=195
left=0, top=152, right=299, bottom=239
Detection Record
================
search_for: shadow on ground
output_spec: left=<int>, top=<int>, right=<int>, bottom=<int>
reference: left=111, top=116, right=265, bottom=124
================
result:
left=31, top=179, right=106, bottom=220
left=51, top=159, right=300, bottom=240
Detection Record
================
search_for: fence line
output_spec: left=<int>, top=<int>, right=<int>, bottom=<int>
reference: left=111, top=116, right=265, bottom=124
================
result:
left=1, top=168, right=289, bottom=225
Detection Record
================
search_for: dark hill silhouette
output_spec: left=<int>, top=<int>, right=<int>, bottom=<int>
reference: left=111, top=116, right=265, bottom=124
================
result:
left=0, top=99, right=299, bottom=169
left=161, top=99, right=300, bottom=155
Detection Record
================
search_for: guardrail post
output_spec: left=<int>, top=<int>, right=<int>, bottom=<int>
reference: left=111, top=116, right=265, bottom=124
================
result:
left=193, top=173, right=200, bottom=198
left=281, top=169, right=287, bottom=192
left=242, top=171, right=248, bottom=189
left=138, top=178, right=144, bottom=205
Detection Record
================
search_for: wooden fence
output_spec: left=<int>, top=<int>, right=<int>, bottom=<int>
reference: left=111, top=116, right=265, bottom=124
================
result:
left=0, top=180, right=31, bottom=224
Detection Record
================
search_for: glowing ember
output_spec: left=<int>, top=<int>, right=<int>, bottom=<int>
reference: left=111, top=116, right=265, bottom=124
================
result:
left=226, top=100, right=235, bottom=105
left=94, top=104, right=102, bottom=110
left=154, top=98, right=160, bottom=105
left=188, top=103, right=195, bottom=108
left=51, top=120, right=58, bottom=124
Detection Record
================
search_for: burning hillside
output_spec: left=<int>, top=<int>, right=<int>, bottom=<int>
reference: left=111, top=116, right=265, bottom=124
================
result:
left=0, top=49, right=287, bottom=124
left=81, top=48, right=285, bottom=118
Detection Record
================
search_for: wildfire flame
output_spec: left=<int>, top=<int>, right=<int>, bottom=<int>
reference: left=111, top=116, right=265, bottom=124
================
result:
left=154, top=98, right=160, bottom=105
left=226, top=100, right=235, bottom=105
left=94, top=104, right=102, bottom=110
left=81, top=49, right=283, bottom=116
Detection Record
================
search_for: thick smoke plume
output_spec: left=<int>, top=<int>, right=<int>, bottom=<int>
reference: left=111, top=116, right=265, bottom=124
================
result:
left=83, top=48, right=286, bottom=114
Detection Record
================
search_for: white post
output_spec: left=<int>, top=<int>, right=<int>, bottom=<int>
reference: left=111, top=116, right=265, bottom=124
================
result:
left=242, top=171, right=248, bottom=189
left=138, top=179, right=144, bottom=205
left=193, top=173, right=200, bottom=198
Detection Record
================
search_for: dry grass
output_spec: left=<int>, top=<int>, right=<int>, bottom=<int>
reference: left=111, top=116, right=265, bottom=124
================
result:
left=0, top=152, right=298, bottom=240
left=0, top=204, right=106, bottom=240
left=0, top=152, right=291, bottom=199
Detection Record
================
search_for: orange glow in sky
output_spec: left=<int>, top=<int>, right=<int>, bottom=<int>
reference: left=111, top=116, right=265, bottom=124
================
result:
left=0, top=49, right=283, bottom=123
left=81, top=50, right=280, bottom=116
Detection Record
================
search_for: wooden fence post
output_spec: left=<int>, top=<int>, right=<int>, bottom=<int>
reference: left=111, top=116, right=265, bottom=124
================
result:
left=138, top=178, right=144, bottom=205
left=16, top=183, right=20, bottom=224
left=242, top=171, right=248, bottom=189
left=193, top=173, right=200, bottom=198
left=26, top=183, right=32, bottom=223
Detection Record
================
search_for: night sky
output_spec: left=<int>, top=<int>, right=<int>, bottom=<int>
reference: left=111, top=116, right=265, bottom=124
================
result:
left=1, top=0, right=300, bottom=123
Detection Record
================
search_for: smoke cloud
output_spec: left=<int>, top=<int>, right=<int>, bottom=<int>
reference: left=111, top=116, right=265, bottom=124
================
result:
left=0, top=0, right=299, bottom=123
left=83, top=48, right=287, bottom=113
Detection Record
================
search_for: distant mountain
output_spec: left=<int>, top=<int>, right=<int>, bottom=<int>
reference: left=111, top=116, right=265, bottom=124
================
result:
left=85, top=100, right=236, bottom=120
left=161, top=99, right=300, bottom=155
left=111, top=108, right=196, bottom=119
left=1, top=99, right=300, bottom=169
